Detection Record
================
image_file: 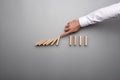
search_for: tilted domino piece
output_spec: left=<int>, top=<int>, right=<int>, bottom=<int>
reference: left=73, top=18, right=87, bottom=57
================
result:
left=51, top=37, right=58, bottom=45
left=39, top=40, right=47, bottom=46
left=35, top=40, right=44, bottom=46
left=43, top=40, right=50, bottom=46
left=46, top=39, right=54, bottom=45
left=56, top=36, right=60, bottom=46
left=36, top=40, right=46, bottom=46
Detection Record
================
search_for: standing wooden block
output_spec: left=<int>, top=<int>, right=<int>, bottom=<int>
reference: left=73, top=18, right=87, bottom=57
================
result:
left=74, top=35, right=77, bottom=46
left=79, top=36, right=82, bottom=46
left=69, top=35, right=72, bottom=46
left=84, top=35, right=88, bottom=46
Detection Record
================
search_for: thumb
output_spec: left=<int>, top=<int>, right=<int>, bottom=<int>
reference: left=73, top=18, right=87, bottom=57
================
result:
left=60, top=30, right=71, bottom=38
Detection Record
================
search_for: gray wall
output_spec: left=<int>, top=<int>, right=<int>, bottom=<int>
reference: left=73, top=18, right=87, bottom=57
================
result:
left=0, top=0, right=120, bottom=80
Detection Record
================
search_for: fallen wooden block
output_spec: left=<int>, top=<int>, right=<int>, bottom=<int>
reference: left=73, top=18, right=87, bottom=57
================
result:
left=35, top=36, right=61, bottom=46
left=51, top=37, right=58, bottom=45
left=43, top=40, right=50, bottom=46
left=35, top=40, right=46, bottom=46
left=39, top=40, right=47, bottom=46
left=35, top=40, right=43, bottom=46
left=46, top=39, right=54, bottom=45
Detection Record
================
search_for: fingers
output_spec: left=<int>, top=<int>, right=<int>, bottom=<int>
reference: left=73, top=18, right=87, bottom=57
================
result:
left=65, top=21, right=71, bottom=28
left=62, top=23, right=71, bottom=37
left=60, top=30, right=72, bottom=37
left=67, top=21, right=72, bottom=26
left=64, top=28, right=70, bottom=32
left=65, top=25, right=69, bottom=28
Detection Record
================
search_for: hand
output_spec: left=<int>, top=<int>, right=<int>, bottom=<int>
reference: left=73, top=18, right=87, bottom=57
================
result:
left=60, top=19, right=81, bottom=37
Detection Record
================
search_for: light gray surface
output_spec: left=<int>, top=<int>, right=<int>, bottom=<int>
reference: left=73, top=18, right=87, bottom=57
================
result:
left=0, top=0, right=120, bottom=80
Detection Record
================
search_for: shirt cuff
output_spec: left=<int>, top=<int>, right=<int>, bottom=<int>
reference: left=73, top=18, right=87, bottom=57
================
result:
left=79, top=16, right=90, bottom=27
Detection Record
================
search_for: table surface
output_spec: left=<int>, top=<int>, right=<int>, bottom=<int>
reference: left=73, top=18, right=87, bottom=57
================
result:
left=0, top=0, right=120, bottom=80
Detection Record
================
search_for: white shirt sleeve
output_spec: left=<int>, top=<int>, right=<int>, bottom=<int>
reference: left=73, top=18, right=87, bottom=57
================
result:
left=79, top=2, right=120, bottom=27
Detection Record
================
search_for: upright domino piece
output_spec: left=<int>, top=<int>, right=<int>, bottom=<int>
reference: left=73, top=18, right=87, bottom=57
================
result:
left=69, top=35, right=72, bottom=46
left=79, top=36, right=82, bottom=46
left=74, top=35, right=77, bottom=46
left=84, top=35, right=88, bottom=46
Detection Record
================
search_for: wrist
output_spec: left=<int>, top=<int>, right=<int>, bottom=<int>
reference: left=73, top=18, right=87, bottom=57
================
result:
left=79, top=16, right=89, bottom=27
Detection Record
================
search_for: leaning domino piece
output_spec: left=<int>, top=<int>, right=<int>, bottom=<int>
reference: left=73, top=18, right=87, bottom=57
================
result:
left=39, top=40, right=47, bottom=46
left=35, top=40, right=44, bottom=46
left=69, top=35, right=72, bottom=46
left=84, top=35, right=88, bottom=46
left=51, top=37, right=58, bottom=45
left=74, top=35, right=77, bottom=46
left=56, top=36, right=60, bottom=46
left=46, top=39, right=54, bottom=45
left=43, top=39, right=50, bottom=46
left=79, top=36, right=82, bottom=46
left=36, top=40, right=46, bottom=46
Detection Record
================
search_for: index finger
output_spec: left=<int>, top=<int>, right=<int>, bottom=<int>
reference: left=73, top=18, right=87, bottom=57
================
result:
left=60, top=30, right=72, bottom=38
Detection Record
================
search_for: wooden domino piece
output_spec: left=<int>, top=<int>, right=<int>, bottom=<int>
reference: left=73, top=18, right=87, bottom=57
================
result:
left=43, top=40, right=50, bottom=46
left=79, top=36, right=82, bottom=46
left=35, top=40, right=44, bottom=46
left=56, top=36, right=60, bottom=46
left=69, top=35, right=72, bottom=46
left=84, top=35, right=88, bottom=46
left=39, top=40, right=47, bottom=46
left=74, top=35, right=77, bottom=46
left=35, top=40, right=46, bottom=46
left=46, top=39, right=54, bottom=45
left=51, top=37, right=58, bottom=45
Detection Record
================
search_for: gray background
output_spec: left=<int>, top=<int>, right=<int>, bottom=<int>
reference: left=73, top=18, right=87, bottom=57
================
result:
left=0, top=0, right=120, bottom=80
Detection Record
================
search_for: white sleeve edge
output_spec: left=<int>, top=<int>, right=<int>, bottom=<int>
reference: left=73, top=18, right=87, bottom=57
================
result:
left=79, top=16, right=90, bottom=27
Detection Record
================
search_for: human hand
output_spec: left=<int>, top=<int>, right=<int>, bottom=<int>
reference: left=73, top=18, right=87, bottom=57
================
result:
left=60, top=19, right=81, bottom=37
